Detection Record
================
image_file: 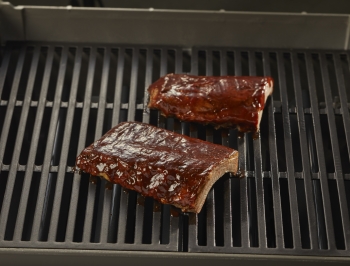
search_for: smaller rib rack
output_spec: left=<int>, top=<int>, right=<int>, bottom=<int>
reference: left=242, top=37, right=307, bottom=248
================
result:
left=148, top=74, right=273, bottom=132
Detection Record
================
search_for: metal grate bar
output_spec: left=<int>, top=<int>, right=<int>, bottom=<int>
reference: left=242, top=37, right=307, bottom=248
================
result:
left=276, top=52, right=302, bottom=249
left=0, top=45, right=26, bottom=174
left=235, top=50, right=249, bottom=248
left=134, top=195, right=145, bottom=245
left=63, top=45, right=94, bottom=242
left=290, top=52, right=319, bottom=249
left=92, top=47, right=112, bottom=243
left=305, top=52, right=336, bottom=250
left=334, top=53, right=350, bottom=249
left=142, top=48, right=153, bottom=124
left=0, top=45, right=27, bottom=239
left=13, top=46, right=55, bottom=241
left=319, top=53, right=350, bottom=249
left=47, top=47, right=83, bottom=242
left=129, top=48, right=145, bottom=245
left=134, top=50, right=147, bottom=245
left=220, top=50, right=233, bottom=248
left=187, top=48, right=199, bottom=248
left=0, top=45, right=40, bottom=239
left=263, top=51, right=284, bottom=249
left=334, top=53, right=350, bottom=181
left=249, top=51, right=267, bottom=249
left=205, top=50, right=216, bottom=247
left=0, top=46, right=11, bottom=107
left=107, top=47, right=125, bottom=244
left=81, top=47, right=101, bottom=243
left=127, top=48, right=139, bottom=122
left=153, top=48, right=170, bottom=245
left=116, top=189, right=130, bottom=243
left=30, top=46, right=69, bottom=240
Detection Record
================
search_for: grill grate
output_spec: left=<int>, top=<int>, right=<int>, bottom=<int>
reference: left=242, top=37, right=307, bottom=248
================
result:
left=0, top=42, right=350, bottom=256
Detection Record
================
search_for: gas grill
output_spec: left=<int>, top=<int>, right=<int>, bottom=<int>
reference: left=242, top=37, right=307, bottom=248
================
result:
left=0, top=2, right=350, bottom=265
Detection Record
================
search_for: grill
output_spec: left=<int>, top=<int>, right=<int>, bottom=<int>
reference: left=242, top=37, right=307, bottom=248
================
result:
left=0, top=2, right=350, bottom=264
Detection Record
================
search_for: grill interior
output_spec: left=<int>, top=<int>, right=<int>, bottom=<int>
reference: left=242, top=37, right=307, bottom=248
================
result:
left=0, top=42, right=350, bottom=256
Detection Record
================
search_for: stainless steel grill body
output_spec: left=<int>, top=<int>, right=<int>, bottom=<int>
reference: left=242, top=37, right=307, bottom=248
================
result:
left=0, top=2, right=350, bottom=265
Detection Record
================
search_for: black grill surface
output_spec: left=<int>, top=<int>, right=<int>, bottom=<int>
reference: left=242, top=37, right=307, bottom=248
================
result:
left=0, top=42, right=350, bottom=256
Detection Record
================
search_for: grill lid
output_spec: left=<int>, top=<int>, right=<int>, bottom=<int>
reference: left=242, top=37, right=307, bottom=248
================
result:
left=0, top=42, right=350, bottom=256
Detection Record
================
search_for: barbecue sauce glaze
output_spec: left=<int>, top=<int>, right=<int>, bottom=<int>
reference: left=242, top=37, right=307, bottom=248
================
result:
left=148, top=74, right=273, bottom=132
left=76, top=122, right=237, bottom=212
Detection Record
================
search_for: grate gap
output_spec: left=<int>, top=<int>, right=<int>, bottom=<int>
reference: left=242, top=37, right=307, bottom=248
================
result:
left=66, top=108, right=82, bottom=166
left=120, top=49, right=133, bottom=104
left=46, top=47, right=62, bottom=101
left=0, top=106, right=5, bottom=135
left=136, top=49, right=147, bottom=105
left=90, top=178, right=104, bottom=243
left=312, top=179, right=328, bottom=249
left=290, top=114, right=303, bottom=172
left=320, top=114, right=335, bottom=173
left=296, top=179, right=311, bottom=249
left=279, top=178, right=294, bottom=248
left=141, top=197, right=154, bottom=244
left=3, top=106, right=21, bottom=165
left=51, top=108, right=67, bottom=166
left=34, top=110, right=53, bottom=165
left=107, top=185, right=121, bottom=243
left=214, top=174, right=226, bottom=247
left=340, top=54, right=350, bottom=103
left=106, top=48, right=119, bottom=104
left=247, top=176, right=259, bottom=247
left=61, top=48, right=76, bottom=102
left=231, top=176, right=241, bottom=247
left=325, top=54, right=340, bottom=107
left=21, top=172, right=41, bottom=241
left=304, top=112, right=319, bottom=173
left=335, top=115, right=350, bottom=174
left=226, top=51, right=235, bottom=76
left=167, top=49, right=176, bottom=74
left=73, top=173, right=89, bottom=242
left=212, top=51, right=221, bottom=76
left=197, top=200, right=207, bottom=246
left=16, top=46, right=34, bottom=101
left=76, top=48, right=90, bottom=102
left=197, top=50, right=206, bottom=76
left=275, top=113, right=287, bottom=172
left=263, top=178, right=276, bottom=248
left=56, top=172, right=74, bottom=242
left=91, top=48, right=105, bottom=103
left=328, top=179, right=345, bottom=250
left=283, top=53, right=297, bottom=109
left=241, top=51, right=249, bottom=76
left=261, top=101, right=271, bottom=171
left=311, top=54, right=326, bottom=109
left=19, top=107, right=37, bottom=165
left=38, top=172, right=57, bottom=241
left=182, top=49, right=191, bottom=74
left=0, top=171, right=9, bottom=217
left=269, top=52, right=281, bottom=101
left=1, top=46, right=20, bottom=101
left=255, top=52, right=264, bottom=76
left=124, top=190, right=137, bottom=244
left=31, top=47, right=48, bottom=101
left=4, top=172, right=25, bottom=240
left=344, top=180, right=350, bottom=229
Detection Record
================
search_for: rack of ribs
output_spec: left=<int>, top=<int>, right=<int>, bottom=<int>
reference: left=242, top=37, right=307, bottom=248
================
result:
left=148, top=74, right=273, bottom=132
left=75, top=121, right=238, bottom=213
